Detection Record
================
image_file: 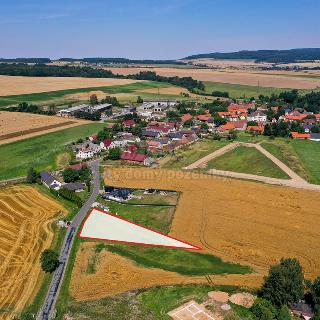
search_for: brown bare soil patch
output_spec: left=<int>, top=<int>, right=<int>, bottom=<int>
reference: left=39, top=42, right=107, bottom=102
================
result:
left=64, top=90, right=108, bottom=101
left=229, top=292, right=256, bottom=308
left=105, top=168, right=320, bottom=279
left=0, top=111, right=90, bottom=144
left=105, top=67, right=320, bottom=89
left=0, top=76, right=141, bottom=96
left=70, top=243, right=260, bottom=301
left=0, top=185, right=67, bottom=319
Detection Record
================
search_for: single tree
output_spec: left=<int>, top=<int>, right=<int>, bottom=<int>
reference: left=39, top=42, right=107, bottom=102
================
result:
left=40, top=249, right=59, bottom=273
left=250, top=298, right=277, bottom=320
left=278, top=305, right=291, bottom=320
left=108, top=147, right=121, bottom=160
left=26, top=167, right=38, bottom=184
left=260, top=258, right=304, bottom=307
left=89, top=94, right=98, bottom=106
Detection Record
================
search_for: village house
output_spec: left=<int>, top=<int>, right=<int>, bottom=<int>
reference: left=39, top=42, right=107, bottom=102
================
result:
left=247, top=111, right=267, bottom=123
left=63, top=182, right=85, bottom=192
left=122, top=119, right=136, bottom=128
left=76, top=142, right=101, bottom=159
left=291, top=132, right=311, bottom=139
left=40, top=171, right=62, bottom=190
left=247, top=125, right=264, bottom=134
left=310, top=133, right=320, bottom=141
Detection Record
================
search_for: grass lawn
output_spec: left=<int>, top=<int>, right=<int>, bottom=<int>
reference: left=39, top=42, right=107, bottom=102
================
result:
left=202, top=81, right=312, bottom=99
left=0, top=123, right=105, bottom=181
left=60, top=284, right=241, bottom=320
left=103, top=243, right=250, bottom=276
left=162, top=139, right=229, bottom=169
left=261, top=139, right=320, bottom=184
left=291, top=140, right=320, bottom=184
left=206, top=146, right=289, bottom=179
left=99, top=197, right=176, bottom=234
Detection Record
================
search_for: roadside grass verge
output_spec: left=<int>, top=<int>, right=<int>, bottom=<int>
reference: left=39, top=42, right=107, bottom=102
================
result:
left=206, top=146, right=290, bottom=179
left=162, top=139, right=229, bottom=169
left=0, top=123, right=105, bottom=181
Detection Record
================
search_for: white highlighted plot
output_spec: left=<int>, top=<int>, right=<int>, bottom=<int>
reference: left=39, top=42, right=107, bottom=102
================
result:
left=79, top=209, right=200, bottom=250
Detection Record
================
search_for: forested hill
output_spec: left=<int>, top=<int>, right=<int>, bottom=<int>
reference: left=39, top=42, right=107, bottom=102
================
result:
left=183, top=48, right=320, bottom=63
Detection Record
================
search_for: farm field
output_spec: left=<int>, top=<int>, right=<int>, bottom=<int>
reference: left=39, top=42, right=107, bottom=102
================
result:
left=104, top=168, right=320, bottom=281
left=69, top=243, right=255, bottom=302
left=0, top=185, right=67, bottom=319
left=0, top=123, right=105, bottom=181
left=205, top=146, right=290, bottom=179
left=105, top=66, right=320, bottom=89
left=0, top=75, right=141, bottom=96
left=0, top=112, right=90, bottom=144
left=0, top=81, right=195, bottom=107
left=161, top=139, right=229, bottom=169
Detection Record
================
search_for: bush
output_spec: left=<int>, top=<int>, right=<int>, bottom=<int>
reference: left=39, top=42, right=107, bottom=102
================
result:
left=251, top=298, right=277, bottom=320
left=59, top=187, right=83, bottom=207
left=108, top=147, right=121, bottom=160
left=40, top=249, right=59, bottom=273
left=26, top=167, right=39, bottom=184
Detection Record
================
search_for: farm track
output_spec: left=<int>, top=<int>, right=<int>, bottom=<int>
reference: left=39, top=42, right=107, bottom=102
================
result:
left=0, top=121, right=76, bottom=141
left=0, top=185, right=66, bottom=320
left=185, top=142, right=320, bottom=192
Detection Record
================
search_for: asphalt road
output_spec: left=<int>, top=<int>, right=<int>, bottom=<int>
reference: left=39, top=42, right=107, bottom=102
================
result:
left=37, top=159, right=101, bottom=320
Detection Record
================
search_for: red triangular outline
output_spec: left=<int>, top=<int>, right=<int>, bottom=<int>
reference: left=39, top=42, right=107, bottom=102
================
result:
left=79, top=208, right=201, bottom=250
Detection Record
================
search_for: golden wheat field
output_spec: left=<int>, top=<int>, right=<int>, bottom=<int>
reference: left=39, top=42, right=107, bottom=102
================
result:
left=70, top=242, right=261, bottom=301
left=0, top=75, right=141, bottom=96
left=0, top=185, right=67, bottom=319
left=104, top=168, right=320, bottom=279
left=106, top=66, right=320, bottom=89
left=0, top=112, right=90, bottom=144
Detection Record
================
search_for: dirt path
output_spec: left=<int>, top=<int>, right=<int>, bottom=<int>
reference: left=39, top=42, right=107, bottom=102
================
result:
left=185, top=142, right=320, bottom=191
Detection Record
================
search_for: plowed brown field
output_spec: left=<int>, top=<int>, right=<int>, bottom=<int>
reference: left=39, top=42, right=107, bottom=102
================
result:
left=70, top=243, right=261, bottom=301
left=0, top=112, right=90, bottom=144
left=0, top=185, right=67, bottom=319
left=104, top=168, right=320, bottom=278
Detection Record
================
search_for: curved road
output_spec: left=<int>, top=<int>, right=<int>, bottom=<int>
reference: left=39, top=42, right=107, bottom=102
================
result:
left=37, top=159, right=101, bottom=320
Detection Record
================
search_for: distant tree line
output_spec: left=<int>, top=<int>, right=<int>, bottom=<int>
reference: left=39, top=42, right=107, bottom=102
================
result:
left=0, top=64, right=204, bottom=91
left=184, top=48, right=320, bottom=63
left=128, top=71, right=205, bottom=91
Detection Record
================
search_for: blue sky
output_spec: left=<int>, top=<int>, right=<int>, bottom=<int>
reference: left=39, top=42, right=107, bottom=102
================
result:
left=1, top=0, right=319, bottom=59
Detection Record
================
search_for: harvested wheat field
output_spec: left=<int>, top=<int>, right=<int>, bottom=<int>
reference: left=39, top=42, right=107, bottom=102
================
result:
left=0, top=111, right=90, bottom=144
left=0, top=185, right=67, bottom=319
left=0, top=75, right=141, bottom=96
left=69, top=242, right=260, bottom=301
left=104, top=168, right=320, bottom=280
left=106, top=67, right=320, bottom=89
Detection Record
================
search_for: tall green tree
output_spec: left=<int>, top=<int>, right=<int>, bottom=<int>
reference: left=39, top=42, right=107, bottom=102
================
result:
left=40, top=249, right=59, bottom=273
left=89, top=94, right=98, bottom=106
left=26, top=167, right=39, bottom=184
left=260, top=258, right=304, bottom=307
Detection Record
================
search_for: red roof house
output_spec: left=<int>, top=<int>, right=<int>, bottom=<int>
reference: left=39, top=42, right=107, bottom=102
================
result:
left=219, top=123, right=235, bottom=132
left=247, top=125, right=264, bottom=133
left=122, top=119, right=136, bottom=127
left=291, top=132, right=311, bottom=139
left=121, top=152, right=147, bottom=162
left=181, top=113, right=193, bottom=122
